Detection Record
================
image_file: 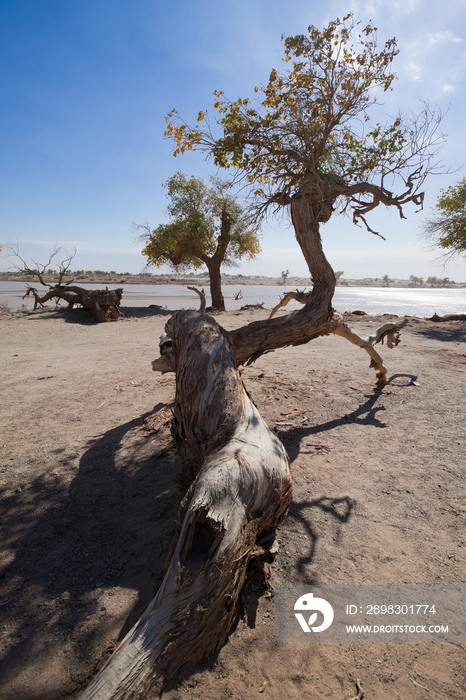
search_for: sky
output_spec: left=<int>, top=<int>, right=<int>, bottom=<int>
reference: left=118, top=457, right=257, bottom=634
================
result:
left=1, top=0, right=466, bottom=281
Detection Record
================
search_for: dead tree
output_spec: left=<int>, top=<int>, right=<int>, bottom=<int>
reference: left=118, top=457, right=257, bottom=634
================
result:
left=7, top=245, right=124, bottom=322
left=80, top=311, right=291, bottom=699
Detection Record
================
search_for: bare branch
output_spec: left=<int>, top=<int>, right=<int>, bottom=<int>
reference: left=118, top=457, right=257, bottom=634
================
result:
left=187, top=285, right=206, bottom=312
left=4, top=242, right=76, bottom=288
left=269, top=290, right=310, bottom=318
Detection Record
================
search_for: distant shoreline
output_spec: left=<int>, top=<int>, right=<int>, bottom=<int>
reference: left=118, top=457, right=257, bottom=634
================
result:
left=0, top=271, right=464, bottom=288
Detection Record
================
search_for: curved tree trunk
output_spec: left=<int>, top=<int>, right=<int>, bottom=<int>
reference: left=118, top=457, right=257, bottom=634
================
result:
left=79, top=193, right=412, bottom=698
left=229, top=193, right=339, bottom=364
left=79, top=311, right=291, bottom=699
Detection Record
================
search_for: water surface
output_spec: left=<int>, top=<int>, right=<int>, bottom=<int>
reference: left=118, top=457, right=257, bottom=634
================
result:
left=1, top=281, right=465, bottom=317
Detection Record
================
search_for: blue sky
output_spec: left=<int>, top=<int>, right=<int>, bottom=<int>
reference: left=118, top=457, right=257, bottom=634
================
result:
left=1, top=0, right=466, bottom=280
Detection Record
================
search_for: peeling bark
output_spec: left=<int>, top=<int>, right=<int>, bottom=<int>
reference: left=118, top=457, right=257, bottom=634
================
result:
left=79, top=311, right=291, bottom=699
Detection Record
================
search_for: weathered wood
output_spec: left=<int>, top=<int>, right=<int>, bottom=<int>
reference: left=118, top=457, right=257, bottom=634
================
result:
left=186, top=285, right=206, bottom=312
left=153, top=312, right=411, bottom=385
left=428, top=313, right=466, bottom=322
left=80, top=311, right=291, bottom=699
left=334, top=318, right=409, bottom=385
left=23, top=285, right=124, bottom=322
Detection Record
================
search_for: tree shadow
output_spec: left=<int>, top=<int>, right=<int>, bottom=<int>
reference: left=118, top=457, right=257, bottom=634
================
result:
left=18, top=304, right=177, bottom=325
left=242, top=493, right=354, bottom=634
left=287, top=496, right=354, bottom=580
left=120, top=306, right=174, bottom=319
left=0, top=390, right=374, bottom=697
left=0, top=410, right=182, bottom=699
left=412, top=326, right=466, bottom=343
left=279, top=388, right=386, bottom=462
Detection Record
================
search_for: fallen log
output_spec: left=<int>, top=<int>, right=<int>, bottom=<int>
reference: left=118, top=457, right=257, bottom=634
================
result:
left=23, top=285, right=124, bottom=322
left=80, top=311, right=292, bottom=699
left=240, top=302, right=264, bottom=310
left=428, top=313, right=466, bottom=322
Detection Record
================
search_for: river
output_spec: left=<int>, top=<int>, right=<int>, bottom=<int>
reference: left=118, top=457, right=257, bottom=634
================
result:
left=1, top=281, right=465, bottom=317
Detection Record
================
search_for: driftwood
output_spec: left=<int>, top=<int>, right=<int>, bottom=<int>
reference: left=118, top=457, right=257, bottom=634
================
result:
left=6, top=245, right=124, bottom=323
left=240, top=302, right=264, bottom=310
left=428, top=313, right=466, bottom=322
left=80, top=311, right=291, bottom=699
left=23, top=285, right=124, bottom=322
left=334, top=318, right=410, bottom=384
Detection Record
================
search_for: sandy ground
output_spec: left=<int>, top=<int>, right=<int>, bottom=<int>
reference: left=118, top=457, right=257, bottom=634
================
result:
left=0, top=303, right=465, bottom=700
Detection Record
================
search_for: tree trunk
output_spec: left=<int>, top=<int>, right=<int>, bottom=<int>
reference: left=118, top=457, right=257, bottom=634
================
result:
left=79, top=311, right=291, bottom=699
left=79, top=193, right=412, bottom=698
left=229, top=193, right=339, bottom=364
left=206, top=261, right=225, bottom=311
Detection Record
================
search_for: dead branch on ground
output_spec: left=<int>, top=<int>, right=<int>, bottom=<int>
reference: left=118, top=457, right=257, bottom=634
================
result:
left=428, top=313, right=466, bottom=322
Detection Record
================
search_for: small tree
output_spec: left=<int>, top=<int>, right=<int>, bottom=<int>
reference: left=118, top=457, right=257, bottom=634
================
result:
left=281, top=268, right=290, bottom=284
left=138, top=172, right=261, bottom=310
left=382, top=274, right=391, bottom=287
left=423, top=177, right=466, bottom=256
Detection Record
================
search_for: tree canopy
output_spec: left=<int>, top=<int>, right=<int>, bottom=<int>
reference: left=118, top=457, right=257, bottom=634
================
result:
left=423, top=177, right=466, bottom=256
left=139, top=171, right=261, bottom=309
left=159, top=13, right=446, bottom=367
left=165, top=14, right=444, bottom=238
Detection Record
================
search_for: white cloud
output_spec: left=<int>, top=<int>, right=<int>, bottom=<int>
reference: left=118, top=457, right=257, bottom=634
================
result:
left=427, top=31, right=462, bottom=46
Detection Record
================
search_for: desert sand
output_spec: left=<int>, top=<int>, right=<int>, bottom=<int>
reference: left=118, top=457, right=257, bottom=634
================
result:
left=0, top=303, right=465, bottom=699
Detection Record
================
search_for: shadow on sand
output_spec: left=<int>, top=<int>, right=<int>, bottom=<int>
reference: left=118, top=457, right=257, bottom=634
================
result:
left=0, top=411, right=182, bottom=699
left=1, top=392, right=366, bottom=697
